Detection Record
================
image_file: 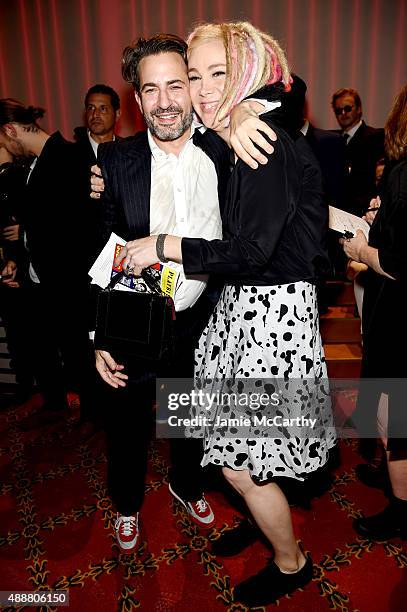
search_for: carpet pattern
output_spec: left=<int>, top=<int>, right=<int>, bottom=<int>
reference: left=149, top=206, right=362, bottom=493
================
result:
left=0, top=394, right=406, bottom=611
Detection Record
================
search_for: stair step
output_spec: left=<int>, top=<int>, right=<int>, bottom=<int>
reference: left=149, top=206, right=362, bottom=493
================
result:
left=325, top=281, right=355, bottom=306
left=324, top=343, right=362, bottom=378
left=320, top=306, right=361, bottom=342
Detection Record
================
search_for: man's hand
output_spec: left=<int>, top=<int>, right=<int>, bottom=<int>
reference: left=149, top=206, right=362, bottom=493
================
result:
left=115, top=236, right=159, bottom=274
left=1, top=260, right=19, bottom=288
left=90, top=165, right=104, bottom=199
left=95, top=349, right=128, bottom=388
left=340, top=230, right=368, bottom=263
left=2, top=223, right=19, bottom=241
left=230, top=100, right=277, bottom=169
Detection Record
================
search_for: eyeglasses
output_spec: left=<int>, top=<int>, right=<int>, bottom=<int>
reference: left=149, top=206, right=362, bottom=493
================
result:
left=334, top=104, right=354, bottom=116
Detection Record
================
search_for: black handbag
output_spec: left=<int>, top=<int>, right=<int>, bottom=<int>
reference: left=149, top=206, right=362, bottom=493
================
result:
left=94, top=269, right=175, bottom=360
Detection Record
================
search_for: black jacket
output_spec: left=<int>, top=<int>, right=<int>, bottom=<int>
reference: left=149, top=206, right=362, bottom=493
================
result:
left=73, top=126, right=125, bottom=267
left=97, top=129, right=230, bottom=244
left=305, top=124, right=347, bottom=208
left=23, top=132, right=89, bottom=286
left=334, top=121, right=384, bottom=216
left=182, top=117, right=330, bottom=286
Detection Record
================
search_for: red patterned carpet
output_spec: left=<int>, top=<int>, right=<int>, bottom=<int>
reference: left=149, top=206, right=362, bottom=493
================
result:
left=0, top=393, right=406, bottom=612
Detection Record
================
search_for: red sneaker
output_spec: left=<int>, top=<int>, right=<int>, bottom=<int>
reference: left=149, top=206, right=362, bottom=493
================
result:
left=114, top=513, right=139, bottom=551
left=169, top=483, right=215, bottom=528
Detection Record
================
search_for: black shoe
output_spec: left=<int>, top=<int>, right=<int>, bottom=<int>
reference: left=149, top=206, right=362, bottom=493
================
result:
left=354, top=499, right=407, bottom=541
left=355, top=463, right=391, bottom=493
left=211, top=519, right=258, bottom=556
left=234, top=554, right=313, bottom=606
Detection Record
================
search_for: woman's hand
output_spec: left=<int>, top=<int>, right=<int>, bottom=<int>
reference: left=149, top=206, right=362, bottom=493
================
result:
left=340, top=230, right=368, bottom=263
left=2, top=223, right=19, bottom=241
left=1, top=260, right=19, bottom=288
left=346, top=259, right=368, bottom=280
left=115, top=236, right=159, bottom=274
left=229, top=100, right=277, bottom=169
left=363, top=196, right=381, bottom=225
left=90, top=165, right=104, bottom=199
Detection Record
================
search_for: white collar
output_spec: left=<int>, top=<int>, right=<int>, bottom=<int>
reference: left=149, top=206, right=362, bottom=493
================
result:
left=87, top=130, right=115, bottom=155
left=344, top=120, right=362, bottom=141
left=147, top=122, right=203, bottom=160
left=300, top=120, right=309, bottom=136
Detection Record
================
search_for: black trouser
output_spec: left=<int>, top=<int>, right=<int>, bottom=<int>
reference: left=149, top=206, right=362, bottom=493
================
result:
left=28, top=282, right=94, bottom=411
left=104, top=295, right=215, bottom=516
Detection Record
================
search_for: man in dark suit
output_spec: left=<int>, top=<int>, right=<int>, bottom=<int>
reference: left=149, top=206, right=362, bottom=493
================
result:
left=93, top=35, right=231, bottom=551
left=0, top=98, right=93, bottom=417
left=69, top=86, right=122, bottom=436
left=74, top=84, right=121, bottom=270
left=331, top=87, right=384, bottom=216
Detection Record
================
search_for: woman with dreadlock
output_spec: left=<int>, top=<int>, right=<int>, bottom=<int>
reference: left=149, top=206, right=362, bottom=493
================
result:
left=120, top=22, right=336, bottom=606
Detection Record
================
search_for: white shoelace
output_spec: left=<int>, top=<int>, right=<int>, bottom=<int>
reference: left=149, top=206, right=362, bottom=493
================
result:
left=116, top=515, right=137, bottom=536
left=194, top=498, right=207, bottom=513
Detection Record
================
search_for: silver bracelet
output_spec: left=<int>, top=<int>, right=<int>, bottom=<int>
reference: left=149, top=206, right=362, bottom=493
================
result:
left=156, top=233, right=169, bottom=263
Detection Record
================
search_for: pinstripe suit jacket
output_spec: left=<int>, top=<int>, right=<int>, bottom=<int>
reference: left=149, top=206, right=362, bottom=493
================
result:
left=96, top=129, right=230, bottom=245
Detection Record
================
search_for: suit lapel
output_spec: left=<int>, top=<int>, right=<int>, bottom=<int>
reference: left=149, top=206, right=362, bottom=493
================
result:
left=119, top=133, right=151, bottom=238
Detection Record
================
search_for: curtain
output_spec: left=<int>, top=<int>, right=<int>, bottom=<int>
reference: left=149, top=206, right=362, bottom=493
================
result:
left=0, top=0, right=406, bottom=137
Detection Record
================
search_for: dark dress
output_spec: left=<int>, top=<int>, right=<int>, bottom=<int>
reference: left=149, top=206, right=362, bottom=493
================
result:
left=359, top=158, right=407, bottom=451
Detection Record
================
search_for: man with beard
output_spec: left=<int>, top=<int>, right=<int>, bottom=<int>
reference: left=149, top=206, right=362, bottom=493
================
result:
left=94, top=35, right=226, bottom=551
left=93, top=34, right=276, bottom=551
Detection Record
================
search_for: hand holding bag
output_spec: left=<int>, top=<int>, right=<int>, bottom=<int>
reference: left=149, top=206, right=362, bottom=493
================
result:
left=94, top=269, right=175, bottom=361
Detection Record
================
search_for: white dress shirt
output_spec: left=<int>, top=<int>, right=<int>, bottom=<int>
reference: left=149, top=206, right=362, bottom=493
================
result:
left=25, top=157, right=41, bottom=284
left=147, top=124, right=222, bottom=311
left=343, top=120, right=363, bottom=143
left=88, top=131, right=116, bottom=157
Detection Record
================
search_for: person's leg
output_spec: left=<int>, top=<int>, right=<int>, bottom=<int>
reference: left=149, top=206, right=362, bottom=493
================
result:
left=28, top=284, right=68, bottom=411
left=354, top=393, right=407, bottom=539
left=168, top=438, right=205, bottom=500
left=165, top=299, right=215, bottom=525
left=221, top=467, right=313, bottom=606
left=104, top=372, right=154, bottom=552
left=388, top=456, right=407, bottom=500
left=105, top=373, right=154, bottom=516
left=222, top=468, right=304, bottom=571
left=58, top=298, right=98, bottom=425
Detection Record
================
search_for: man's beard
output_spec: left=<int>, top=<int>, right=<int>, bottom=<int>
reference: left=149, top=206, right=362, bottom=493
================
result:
left=145, top=105, right=193, bottom=141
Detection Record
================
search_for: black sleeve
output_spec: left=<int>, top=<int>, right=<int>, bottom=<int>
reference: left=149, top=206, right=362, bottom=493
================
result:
left=97, top=143, right=124, bottom=245
left=182, top=133, right=295, bottom=278
left=377, top=164, right=407, bottom=280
